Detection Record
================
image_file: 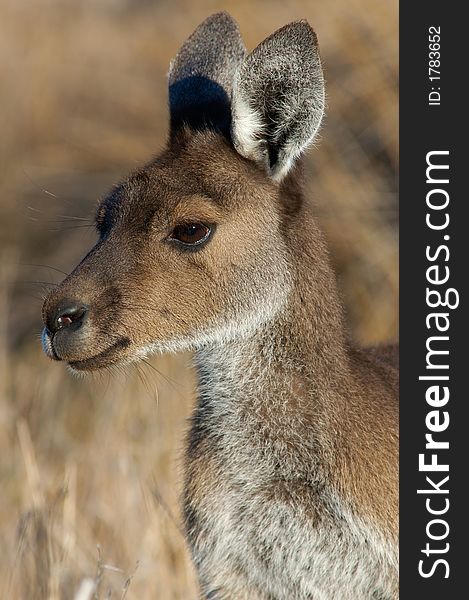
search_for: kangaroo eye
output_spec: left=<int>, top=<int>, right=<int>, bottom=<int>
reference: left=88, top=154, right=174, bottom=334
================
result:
left=169, top=223, right=212, bottom=247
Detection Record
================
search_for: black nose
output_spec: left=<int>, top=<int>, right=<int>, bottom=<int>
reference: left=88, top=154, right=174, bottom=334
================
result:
left=48, top=303, right=88, bottom=335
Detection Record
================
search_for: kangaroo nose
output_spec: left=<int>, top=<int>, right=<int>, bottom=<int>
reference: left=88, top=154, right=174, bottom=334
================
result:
left=49, top=303, right=88, bottom=335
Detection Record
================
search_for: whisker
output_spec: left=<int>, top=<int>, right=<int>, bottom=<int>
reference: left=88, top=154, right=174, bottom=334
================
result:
left=55, top=214, right=92, bottom=222
left=135, top=363, right=159, bottom=411
left=48, top=219, right=93, bottom=226
left=24, top=294, right=46, bottom=302
left=140, top=358, right=181, bottom=396
left=47, top=225, right=95, bottom=232
left=22, top=171, right=59, bottom=198
left=20, top=264, right=69, bottom=276
left=18, top=281, right=59, bottom=287
left=137, top=358, right=173, bottom=398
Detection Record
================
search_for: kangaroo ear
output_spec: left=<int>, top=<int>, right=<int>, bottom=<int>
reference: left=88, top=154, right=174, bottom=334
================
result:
left=168, top=12, right=246, bottom=136
left=231, top=21, right=325, bottom=181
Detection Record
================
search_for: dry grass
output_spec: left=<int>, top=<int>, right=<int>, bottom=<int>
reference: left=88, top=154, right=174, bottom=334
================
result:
left=0, top=0, right=397, bottom=598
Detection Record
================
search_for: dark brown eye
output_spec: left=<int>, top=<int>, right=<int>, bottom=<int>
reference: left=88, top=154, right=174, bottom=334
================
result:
left=169, top=223, right=212, bottom=247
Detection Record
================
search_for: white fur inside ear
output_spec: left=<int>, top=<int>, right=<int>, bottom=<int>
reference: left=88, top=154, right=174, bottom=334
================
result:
left=231, top=93, right=266, bottom=163
left=232, top=88, right=325, bottom=182
left=271, top=100, right=325, bottom=182
left=271, top=142, right=299, bottom=182
left=231, top=74, right=325, bottom=182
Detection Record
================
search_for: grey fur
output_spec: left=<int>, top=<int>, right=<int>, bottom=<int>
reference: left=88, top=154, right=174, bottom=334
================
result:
left=231, top=21, right=325, bottom=180
left=168, top=12, right=246, bottom=133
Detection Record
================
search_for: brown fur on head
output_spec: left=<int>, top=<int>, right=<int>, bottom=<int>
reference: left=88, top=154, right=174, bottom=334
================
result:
left=42, top=13, right=325, bottom=371
left=42, top=130, right=293, bottom=370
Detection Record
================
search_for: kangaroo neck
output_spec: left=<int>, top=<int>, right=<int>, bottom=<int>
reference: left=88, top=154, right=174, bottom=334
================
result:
left=194, top=266, right=350, bottom=410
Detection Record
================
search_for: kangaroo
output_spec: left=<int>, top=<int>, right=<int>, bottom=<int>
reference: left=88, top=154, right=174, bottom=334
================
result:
left=41, top=12, right=398, bottom=600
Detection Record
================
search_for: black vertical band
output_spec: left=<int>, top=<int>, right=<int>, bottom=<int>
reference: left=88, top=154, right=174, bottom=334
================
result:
left=400, top=3, right=466, bottom=597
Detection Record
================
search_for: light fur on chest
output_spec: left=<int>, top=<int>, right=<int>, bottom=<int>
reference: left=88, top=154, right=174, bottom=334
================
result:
left=184, top=348, right=398, bottom=600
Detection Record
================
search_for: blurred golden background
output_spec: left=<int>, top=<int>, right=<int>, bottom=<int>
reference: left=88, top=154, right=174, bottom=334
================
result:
left=0, top=0, right=398, bottom=598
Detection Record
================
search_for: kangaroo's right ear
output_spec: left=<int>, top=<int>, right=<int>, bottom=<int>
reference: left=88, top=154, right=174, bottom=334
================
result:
left=168, top=12, right=246, bottom=136
left=231, top=21, right=325, bottom=182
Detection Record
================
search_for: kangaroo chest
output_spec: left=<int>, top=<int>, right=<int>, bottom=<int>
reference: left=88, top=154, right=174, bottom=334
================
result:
left=183, top=394, right=398, bottom=600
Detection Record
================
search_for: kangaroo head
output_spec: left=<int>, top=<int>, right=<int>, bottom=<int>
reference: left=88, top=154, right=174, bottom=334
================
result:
left=42, top=12, right=325, bottom=371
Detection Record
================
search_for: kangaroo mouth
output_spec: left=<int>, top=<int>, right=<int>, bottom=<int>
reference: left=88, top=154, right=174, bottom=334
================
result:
left=42, top=327, right=131, bottom=372
left=67, top=337, right=131, bottom=371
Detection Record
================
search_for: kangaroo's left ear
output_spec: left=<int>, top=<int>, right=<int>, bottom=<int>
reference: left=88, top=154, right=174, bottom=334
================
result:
left=231, top=21, right=325, bottom=182
left=168, top=12, right=246, bottom=136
